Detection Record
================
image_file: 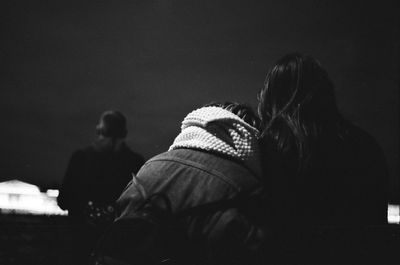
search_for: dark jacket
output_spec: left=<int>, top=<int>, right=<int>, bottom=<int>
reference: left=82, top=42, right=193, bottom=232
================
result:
left=262, top=121, right=388, bottom=226
left=58, top=143, right=145, bottom=222
left=116, top=148, right=265, bottom=264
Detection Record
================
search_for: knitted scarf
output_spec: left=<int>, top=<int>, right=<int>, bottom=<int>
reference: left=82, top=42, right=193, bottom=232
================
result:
left=169, top=106, right=261, bottom=177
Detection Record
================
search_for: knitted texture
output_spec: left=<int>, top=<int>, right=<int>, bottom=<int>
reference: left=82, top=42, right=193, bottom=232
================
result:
left=169, top=106, right=260, bottom=162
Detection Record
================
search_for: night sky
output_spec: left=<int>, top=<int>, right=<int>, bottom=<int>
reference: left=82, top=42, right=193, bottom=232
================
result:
left=0, top=1, right=398, bottom=200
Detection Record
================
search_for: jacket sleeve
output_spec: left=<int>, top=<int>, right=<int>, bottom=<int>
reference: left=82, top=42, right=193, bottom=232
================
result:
left=204, top=208, right=266, bottom=264
left=115, top=175, right=147, bottom=220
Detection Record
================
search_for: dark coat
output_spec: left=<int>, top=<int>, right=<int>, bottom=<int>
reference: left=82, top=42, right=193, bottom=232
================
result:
left=262, top=121, right=388, bottom=226
left=58, top=142, right=145, bottom=222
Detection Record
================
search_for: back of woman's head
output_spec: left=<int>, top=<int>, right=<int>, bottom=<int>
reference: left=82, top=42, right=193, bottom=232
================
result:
left=257, top=53, right=341, bottom=167
left=204, top=101, right=260, bottom=130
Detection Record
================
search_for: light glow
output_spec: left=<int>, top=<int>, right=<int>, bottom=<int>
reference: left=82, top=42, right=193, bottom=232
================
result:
left=388, top=204, right=400, bottom=224
left=46, top=189, right=59, bottom=197
left=0, top=180, right=67, bottom=215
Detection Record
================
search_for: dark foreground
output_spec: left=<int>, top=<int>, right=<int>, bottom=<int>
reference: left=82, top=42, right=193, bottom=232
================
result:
left=0, top=214, right=399, bottom=265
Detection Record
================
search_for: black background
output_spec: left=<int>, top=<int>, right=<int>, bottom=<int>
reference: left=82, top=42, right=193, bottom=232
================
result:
left=0, top=1, right=398, bottom=202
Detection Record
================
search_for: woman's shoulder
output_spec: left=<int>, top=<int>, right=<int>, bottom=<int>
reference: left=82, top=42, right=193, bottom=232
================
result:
left=338, top=120, right=383, bottom=152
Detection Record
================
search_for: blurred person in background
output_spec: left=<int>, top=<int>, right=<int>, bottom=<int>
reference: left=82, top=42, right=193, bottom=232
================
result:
left=58, top=110, right=145, bottom=264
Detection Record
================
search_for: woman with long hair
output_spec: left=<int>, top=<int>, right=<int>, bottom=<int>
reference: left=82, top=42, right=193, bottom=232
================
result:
left=258, top=53, right=388, bottom=225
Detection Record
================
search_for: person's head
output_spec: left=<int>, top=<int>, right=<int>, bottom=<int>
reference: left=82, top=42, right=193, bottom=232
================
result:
left=96, top=110, right=127, bottom=139
left=170, top=101, right=261, bottom=176
left=257, top=53, right=341, bottom=165
left=204, top=101, right=261, bottom=130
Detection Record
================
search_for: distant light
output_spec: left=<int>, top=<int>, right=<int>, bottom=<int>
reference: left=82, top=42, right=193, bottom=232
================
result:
left=0, top=180, right=67, bottom=215
left=388, top=204, right=400, bottom=224
left=0, top=180, right=40, bottom=195
left=46, top=189, right=59, bottom=197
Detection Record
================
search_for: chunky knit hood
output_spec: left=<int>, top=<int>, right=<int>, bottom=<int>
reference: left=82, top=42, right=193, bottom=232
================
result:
left=169, top=106, right=261, bottom=177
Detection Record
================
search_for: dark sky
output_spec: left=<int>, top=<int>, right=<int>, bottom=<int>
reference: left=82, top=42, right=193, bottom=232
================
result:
left=0, top=1, right=398, bottom=199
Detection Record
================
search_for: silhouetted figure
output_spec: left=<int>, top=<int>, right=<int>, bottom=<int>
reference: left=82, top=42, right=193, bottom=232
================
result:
left=257, top=53, right=388, bottom=226
left=113, top=103, right=265, bottom=264
left=58, top=110, right=144, bottom=264
left=254, top=53, right=391, bottom=264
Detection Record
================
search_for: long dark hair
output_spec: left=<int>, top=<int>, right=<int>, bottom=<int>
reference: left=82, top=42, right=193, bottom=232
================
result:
left=258, top=53, right=342, bottom=169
